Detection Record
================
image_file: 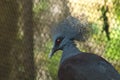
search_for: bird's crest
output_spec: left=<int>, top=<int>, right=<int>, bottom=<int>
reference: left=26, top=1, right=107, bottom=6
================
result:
left=51, top=16, right=91, bottom=41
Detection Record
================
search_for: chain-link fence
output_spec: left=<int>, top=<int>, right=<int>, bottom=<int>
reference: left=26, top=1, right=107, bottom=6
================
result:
left=0, top=0, right=120, bottom=80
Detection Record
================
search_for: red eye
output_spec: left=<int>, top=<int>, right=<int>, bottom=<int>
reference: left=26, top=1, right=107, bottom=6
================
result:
left=56, top=39, right=61, bottom=44
left=55, top=37, right=64, bottom=45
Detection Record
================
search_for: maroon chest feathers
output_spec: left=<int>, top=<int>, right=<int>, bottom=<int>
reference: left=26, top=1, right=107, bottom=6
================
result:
left=58, top=53, right=112, bottom=80
left=59, top=52, right=108, bottom=67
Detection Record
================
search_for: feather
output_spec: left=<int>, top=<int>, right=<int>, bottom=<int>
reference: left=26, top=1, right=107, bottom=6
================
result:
left=51, top=16, right=91, bottom=41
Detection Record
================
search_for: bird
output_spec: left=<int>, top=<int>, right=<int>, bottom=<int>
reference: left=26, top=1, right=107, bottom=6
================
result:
left=49, top=16, right=120, bottom=80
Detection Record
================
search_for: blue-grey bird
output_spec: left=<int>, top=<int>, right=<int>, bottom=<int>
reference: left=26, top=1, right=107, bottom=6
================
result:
left=49, top=16, right=120, bottom=80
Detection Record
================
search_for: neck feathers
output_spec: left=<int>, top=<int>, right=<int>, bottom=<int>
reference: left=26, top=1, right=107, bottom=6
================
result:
left=60, top=42, right=81, bottom=64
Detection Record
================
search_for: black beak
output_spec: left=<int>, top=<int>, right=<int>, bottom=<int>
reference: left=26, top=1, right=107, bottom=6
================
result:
left=49, top=45, right=58, bottom=58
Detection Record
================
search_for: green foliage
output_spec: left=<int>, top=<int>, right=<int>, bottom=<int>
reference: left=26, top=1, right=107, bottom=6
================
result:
left=104, top=26, right=120, bottom=61
left=36, top=41, right=61, bottom=80
left=90, top=22, right=120, bottom=73
left=113, top=0, right=120, bottom=20
left=45, top=41, right=61, bottom=80
left=91, top=22, right=107, bottom=42
left=91, top=22, right=100, bottom=35
left=33, top=0, right=48, bottom=13
left=47, top=52, right=61, bottom=80
left=103, top=24, right=120, bottom=73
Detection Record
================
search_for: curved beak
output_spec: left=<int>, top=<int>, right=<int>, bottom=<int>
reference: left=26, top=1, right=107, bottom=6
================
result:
left=49, top=45, right=58, bottom=58
left=49, top=48, right=55, bottom=58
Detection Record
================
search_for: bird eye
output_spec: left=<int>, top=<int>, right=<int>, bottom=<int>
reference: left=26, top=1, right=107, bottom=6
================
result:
left=56, top=37, right=63, bottom=45
left=56, top=39, right=61, bottom=44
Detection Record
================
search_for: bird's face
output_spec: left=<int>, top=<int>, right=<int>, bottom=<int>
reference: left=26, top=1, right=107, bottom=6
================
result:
left=49, top=16, right=90, bottom=58
left=49, top=35, right=72, bottom=58
left=49, top=36, right=64, bottom=58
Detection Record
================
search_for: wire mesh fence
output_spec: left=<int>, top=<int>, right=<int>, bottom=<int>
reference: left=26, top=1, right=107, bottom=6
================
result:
left=0, top=0, right=120, bottom=80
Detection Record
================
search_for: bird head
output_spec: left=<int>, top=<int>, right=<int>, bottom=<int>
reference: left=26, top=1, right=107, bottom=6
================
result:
left=49, top=16, right=91, bottom=58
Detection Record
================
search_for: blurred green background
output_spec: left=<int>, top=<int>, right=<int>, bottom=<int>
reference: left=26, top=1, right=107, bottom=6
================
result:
left=0, top=0, right=120, bottom=80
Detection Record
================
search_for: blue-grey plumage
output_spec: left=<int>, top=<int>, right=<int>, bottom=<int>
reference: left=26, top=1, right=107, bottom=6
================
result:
left=49, top=16, right=120, bottom=80
left=50, top=16, right=90, bottom=42
left=49, top=16, right=91, bottom=60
